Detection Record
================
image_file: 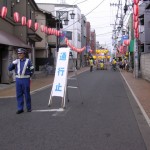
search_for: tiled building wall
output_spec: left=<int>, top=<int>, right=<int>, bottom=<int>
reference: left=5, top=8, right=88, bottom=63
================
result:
left=141, top=52, right=150, bottom=81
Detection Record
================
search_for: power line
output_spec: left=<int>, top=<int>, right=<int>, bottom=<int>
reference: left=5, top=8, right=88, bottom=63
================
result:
left=41, top=0, right=88, bottom=13
left=64, top=0, right=106, bottom=30
left=85, top=15, right=114, bottom=19
left=96, top=32, right=112, bottom=36
left=72, top=0, right=80, bottom=4
left=73, top=0, right=88, bottom=5
left=84, top=0, right=106, bottom=17
left=94, top=26, right=112, bottom=29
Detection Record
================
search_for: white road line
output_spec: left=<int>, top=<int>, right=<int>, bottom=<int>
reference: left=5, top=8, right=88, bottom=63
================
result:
left=31, top=84, right=52, bottom=94
left=32, top=108, right=64, bottom=112
left=0, top=69, right=88, bottom=99
left=0, top=96, right=15, bottom=99
left=52, top=107, right=71, bottom=116
left=121, top=72, right=150, bottom=127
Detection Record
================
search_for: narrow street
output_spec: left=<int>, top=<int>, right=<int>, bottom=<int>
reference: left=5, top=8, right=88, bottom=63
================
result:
left=0, top=0, right=150, bottom=149
left=0, top=68, right=149, bottom=150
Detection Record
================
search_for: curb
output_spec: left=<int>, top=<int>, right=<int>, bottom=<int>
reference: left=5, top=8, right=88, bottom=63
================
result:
left=120, top=71, right=150, bottom=127
left=0, top=67, right=89, bottom=99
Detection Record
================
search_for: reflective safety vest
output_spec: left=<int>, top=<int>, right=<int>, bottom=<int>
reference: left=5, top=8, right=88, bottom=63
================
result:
left=100, top=62, right=104, bottom=68
left=89, top=59, right=94, bottom=66
left=112, top=60, right=116, bottom=65
left=17, top=59, right=29, bottom=76
left=8, top=58, right=34, bottom=78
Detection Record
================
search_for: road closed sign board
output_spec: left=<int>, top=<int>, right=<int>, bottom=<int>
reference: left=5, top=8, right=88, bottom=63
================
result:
left=51, top=48, right=70, bottom=97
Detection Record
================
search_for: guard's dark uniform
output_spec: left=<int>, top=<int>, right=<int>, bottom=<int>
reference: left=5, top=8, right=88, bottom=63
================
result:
left=8, top=49, right=34, bottom=112
left=89, top=58, right=94, bottom=72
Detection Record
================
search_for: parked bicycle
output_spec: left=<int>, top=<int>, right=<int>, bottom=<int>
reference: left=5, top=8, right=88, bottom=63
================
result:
left=41, top=63, right=54, bottom=76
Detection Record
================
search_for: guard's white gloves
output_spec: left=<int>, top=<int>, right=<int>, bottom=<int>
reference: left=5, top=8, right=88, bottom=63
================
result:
left=12, top=59, right=18, bottom=65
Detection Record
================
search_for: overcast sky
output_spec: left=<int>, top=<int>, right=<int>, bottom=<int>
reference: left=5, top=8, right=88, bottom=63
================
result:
left=35, top=0, right=130, bottom=51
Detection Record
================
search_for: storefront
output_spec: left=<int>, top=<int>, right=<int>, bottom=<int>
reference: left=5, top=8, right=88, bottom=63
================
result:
left=0, top=30, right=31, bottom=83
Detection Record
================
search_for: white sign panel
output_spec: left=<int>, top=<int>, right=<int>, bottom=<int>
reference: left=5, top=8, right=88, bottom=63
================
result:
left=51, top=48, right=70, bottom=97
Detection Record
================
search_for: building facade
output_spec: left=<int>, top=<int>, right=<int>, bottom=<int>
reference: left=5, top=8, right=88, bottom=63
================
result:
left=0, top=0, right=42, bottom=83
left=81, top=14, right=87, bottom=66
left=86, top=21, right=91, bottom=52
left=90, top=29, right=96, bottom=54
left=36, top=3, right=82, bottom=70
left=139, top=1, right=150, bottom=81
left=35, top=4, right=57, bottom=71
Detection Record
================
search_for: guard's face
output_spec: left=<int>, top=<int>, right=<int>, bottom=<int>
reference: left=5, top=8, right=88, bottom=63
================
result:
left=18, top=53, right=25, bottom=60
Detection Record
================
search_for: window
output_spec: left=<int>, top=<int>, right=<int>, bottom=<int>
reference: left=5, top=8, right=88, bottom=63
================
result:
left=139, top=18, right=144, bottom=25
left=56, top=11, right=68, bottom=20
left=139, top=25, right=144, bottom=33
left=66, top=31, right=72, bottom=40
left=3, top=0, right=7, bottom=6
left=78, top=33, right=81, bottom=41
left=0, top=0, right=7, bottom=7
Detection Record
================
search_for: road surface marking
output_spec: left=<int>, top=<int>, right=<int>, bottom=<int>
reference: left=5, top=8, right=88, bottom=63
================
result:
left=52, top=107, right=71, bottom=116
left=32, top=108, right=64, bottom=112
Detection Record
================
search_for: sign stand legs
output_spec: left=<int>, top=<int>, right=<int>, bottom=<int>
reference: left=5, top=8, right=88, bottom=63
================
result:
left=48, top=85, right=67, bottom=108
left=48, top=48, right=84, bottom=109
left=67, top=54, right=84, bottom=104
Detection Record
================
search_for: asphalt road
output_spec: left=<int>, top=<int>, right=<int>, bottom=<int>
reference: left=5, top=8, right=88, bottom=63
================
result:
left=0, top=68, right=149, bottom=150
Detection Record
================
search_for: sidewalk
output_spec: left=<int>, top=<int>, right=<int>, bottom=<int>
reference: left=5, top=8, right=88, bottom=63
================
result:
left=0, top=67, right=89, bottom=98
left=0, top=67, right=150, bottom=125
left=120, top=70, right=150, bottom=125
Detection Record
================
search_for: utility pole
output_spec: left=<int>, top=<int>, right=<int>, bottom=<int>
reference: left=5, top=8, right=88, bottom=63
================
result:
left=111, top=0, right=132, bottom=61
left=110, top=0, right=123, bottom=59
left=133, top=0, right=139, bottom=78
left=134, top=38, right=139, bottom=78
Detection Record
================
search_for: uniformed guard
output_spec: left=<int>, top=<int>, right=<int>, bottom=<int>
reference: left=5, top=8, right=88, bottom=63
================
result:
left=89, top=57, right=94, bottom=72
left=112, top=58, right=117, bottom=71
left=8, top=48, right=34, bottom=114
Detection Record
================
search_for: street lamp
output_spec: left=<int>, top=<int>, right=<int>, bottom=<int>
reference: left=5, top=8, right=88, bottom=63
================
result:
left=63, top=18, right=69, bottom=25
left=56, top=10, right=75, bottom=25
left=55, top=10, right=75, bottom=52
left=70, top=11, right=75, bottom=19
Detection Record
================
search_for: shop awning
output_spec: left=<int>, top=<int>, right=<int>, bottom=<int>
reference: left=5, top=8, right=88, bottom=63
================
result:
left=48, top=43, right=67, bottom=48
left=0, top=30, right=31, bottom=49
left=28, top=33, right=42, bottom=42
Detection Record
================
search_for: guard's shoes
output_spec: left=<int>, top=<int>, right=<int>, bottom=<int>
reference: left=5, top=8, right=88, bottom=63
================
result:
left=16, top=110, right=24, bottom=114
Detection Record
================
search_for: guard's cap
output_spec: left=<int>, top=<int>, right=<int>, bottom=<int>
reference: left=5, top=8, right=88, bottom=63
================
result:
left=17, top=48, right=26, bottom=54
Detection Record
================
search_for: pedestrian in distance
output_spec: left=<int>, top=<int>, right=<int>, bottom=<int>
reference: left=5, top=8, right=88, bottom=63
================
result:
left=112, top=58, right=117, bottom=71
left=119, top=61, right=123, bottom=70
left=100, top=60, right=104, bottom=70
left=121, top=59, right=126, bottom=70
left=89, top=57, right=94, bottom=72
left=8, top=48, right=34, bottom=114
left=125, top=61, right=130, bottom=72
